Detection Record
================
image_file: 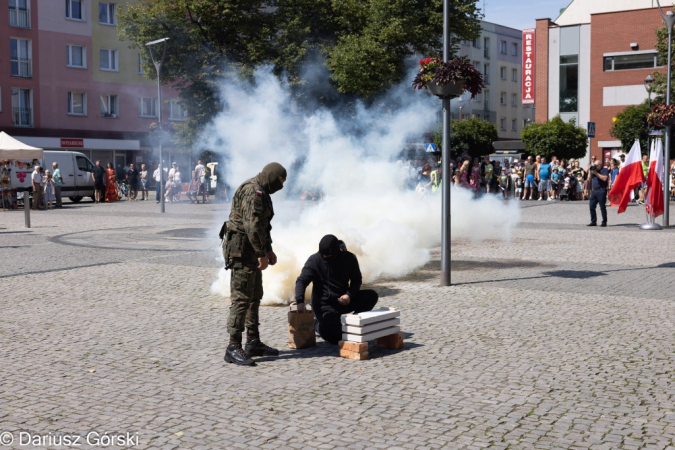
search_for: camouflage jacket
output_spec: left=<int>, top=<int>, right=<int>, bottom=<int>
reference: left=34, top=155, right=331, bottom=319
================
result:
left=227, top=177, right=274, bottom=257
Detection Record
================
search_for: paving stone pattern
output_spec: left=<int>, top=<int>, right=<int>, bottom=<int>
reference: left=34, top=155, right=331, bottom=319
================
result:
left=1, top=198, right=675, bottom=449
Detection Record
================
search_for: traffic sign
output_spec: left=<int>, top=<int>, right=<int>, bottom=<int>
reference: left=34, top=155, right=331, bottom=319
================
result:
left=425, top=143, right=437, bottom=153
left=587, top=122, right=596, bottom=138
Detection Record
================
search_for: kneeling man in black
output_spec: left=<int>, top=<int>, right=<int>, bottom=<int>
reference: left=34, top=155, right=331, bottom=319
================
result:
left=295, top=234, right=378, bottom=344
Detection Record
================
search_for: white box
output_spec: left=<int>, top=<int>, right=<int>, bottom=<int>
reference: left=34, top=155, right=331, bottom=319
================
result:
left=340, top=307, right=400, bottom=326
left=341, top=318, right=400, bottom=335
left=342, top=326, right=400, bottom=343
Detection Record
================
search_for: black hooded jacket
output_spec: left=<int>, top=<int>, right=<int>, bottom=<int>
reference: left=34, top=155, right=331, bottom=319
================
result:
left=294, top=251, right=362, bottom=307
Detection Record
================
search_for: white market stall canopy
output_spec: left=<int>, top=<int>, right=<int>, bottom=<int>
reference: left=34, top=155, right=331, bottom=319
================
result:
left=0, top=131, right=44, bottom=159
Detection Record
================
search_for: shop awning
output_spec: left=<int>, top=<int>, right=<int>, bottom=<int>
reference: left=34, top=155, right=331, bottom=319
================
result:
left=0, top=131, right=44, bottom=159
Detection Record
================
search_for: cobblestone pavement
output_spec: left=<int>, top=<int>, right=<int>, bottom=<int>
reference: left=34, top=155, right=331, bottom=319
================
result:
left=2, top=198, right=675, bottom=449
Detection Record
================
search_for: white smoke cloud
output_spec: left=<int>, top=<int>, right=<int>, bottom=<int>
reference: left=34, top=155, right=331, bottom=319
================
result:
left=207, top=66, right=520, bottom=305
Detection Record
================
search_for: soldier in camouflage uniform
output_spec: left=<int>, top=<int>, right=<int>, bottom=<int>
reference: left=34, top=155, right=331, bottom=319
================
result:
left=222, top=162, right=287, bottom=366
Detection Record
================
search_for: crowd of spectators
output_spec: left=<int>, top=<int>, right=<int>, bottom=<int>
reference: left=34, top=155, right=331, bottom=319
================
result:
left=445, top=153, right=657, bottom=202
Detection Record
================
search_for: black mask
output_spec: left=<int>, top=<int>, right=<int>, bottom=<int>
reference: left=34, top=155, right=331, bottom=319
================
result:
left=257, top=162, right=287, bottom=194
left=319, top=234, right=341, bottom=260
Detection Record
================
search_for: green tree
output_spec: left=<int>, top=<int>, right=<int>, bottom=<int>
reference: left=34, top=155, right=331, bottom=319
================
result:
left=118, top=0, right=482, bottom=146
left=609, top=101, right=651, bottom=152
left=521, top=115, right=587, bottom=160
left=435, top=118, right=498, bottom=158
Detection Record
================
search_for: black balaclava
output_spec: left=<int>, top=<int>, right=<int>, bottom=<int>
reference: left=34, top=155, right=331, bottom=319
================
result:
left=256, top=162, right=287, bottom=194
left=319, top=234, right=341, bottom=259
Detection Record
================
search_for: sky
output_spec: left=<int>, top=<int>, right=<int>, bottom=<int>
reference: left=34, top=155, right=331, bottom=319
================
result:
left=481, top=0, right=571, bottom=31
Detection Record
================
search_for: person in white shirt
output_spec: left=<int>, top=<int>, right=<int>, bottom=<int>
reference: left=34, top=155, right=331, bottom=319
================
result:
left=166, top=164, right=181, bottom=202
left=31, top=165, right=42, bottom=210
left=153, top=163, right=163, bottom=203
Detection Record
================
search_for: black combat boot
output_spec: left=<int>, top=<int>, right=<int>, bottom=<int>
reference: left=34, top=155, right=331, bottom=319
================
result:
left=245, top=338, right=280, bottom=357
left=224, top=338, right=255, bottom=366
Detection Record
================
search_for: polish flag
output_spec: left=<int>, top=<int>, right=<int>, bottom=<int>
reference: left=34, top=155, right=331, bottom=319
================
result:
left=608, top=140, right=645, bottom=213
left=646, top=138, right=665, bottom=218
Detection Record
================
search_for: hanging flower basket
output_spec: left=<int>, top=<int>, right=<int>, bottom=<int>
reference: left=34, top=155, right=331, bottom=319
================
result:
left=647, top=103, right=675, bottom=128
left=412, top=57, right=484, bottom=99
left=427, top=81, right=464, bottom=99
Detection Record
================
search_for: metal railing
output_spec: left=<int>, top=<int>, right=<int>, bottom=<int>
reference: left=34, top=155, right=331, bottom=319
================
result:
left=11, top=58, right=32, bottom=78
left=9, top=7, right=30, bottom=28
left=12, top=107, right=33, bottom=127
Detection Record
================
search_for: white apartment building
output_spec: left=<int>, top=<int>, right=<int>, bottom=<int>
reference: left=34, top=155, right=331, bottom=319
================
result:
left=453, top=21, right=535, bottom=140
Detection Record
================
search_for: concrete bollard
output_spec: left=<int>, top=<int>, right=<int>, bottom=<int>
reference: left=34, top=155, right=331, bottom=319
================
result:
left=24, top=192, right=30, bottom=228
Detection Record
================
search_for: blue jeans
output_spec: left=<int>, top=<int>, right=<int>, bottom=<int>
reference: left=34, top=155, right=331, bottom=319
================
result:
left=589, top=188, right=607, bottom=225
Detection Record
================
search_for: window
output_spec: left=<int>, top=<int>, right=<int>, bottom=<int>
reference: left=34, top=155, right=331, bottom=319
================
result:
left=100, top=49, right=118, bottom=71
left=68, top=92, right=86, bottom=115
left=603, top=52, right=659, bottom=71
left=500, top=92, right=506, bottom=105
left=98, top=2, right=116, bottom=25
left=473, top=92, right=482, bottom=102
left=560, top=55, right=578, bottom=113
left=10, top=38, right=31, bottom=78
left=500, top=40, right=507, bottom=54
left=76, top=155, right=94, bottom=172
left=11, top=88, right=32, bottom=127
left=484, top=115, right=490, bottom=121
left=512, top=68, right=518, bottom=82
left=500, top=66, right=506, bottom=80
left=484, top=89, right=490, bottom=110
left=66, top=0, right=83, bottom=20
left=67, top=45, right=85, bottom=68
left=511, top=93, right=517, bottom=106
left=484, top=64, right=490, bottom=85
left=500, top=118, right=506, bottom=130
left=484, top=37, right=490, bottom=58
left=140, top=97, right=158, bottom=117
left=512, top=42, right=518, bottom=56
left=472, top=37, right=481, bottom=48
left=9, top=0, right=30, bottom=28
left=169, top=100, right=187, bottom=121
left=100, top=94, right=118, bottom=117
left=511, top=119, right=517, bottom=131
left=138, top=53, right=145, bottom=74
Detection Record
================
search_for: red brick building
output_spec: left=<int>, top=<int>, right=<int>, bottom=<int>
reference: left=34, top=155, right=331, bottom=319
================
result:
left=534, top=0, right=670, bottom=165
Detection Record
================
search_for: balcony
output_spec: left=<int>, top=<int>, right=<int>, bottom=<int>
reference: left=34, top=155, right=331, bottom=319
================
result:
left=9, top=8, right=30, bottom=28
left=12, top=107, right=33, bottom=127
left=11, top=58, right=32, bottom=78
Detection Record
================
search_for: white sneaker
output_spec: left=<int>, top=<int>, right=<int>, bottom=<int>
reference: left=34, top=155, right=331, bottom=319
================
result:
left=538, top=197, right=543, bottom=201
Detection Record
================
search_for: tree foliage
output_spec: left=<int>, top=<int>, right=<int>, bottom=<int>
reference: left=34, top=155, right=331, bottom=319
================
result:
left=521, top=115, right=587, bottom=160
left=118, top=0, right=481, bottom=146
left=610, top=101, right=651, bottom=152
left=431, top=118, right=498, bottom=158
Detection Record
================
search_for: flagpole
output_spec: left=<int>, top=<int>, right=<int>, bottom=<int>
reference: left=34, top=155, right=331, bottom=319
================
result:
left=655, top=1, right=674, bottom=227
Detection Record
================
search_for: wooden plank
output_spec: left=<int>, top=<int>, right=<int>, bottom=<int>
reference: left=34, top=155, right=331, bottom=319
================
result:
left=340, top=307, right=400, bottom=326
left=342, top=326, right=400, bottom=343
left=341, top=318, right=400, bottom=334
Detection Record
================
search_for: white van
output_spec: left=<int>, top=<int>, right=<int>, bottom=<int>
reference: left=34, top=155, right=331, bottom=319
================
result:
left=10, top=151, right=96, bottom=202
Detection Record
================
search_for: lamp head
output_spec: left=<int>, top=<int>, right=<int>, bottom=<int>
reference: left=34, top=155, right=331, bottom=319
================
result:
left=145, top=37, right=170, bottom=47
left=645, top=74, right=655, bottom=85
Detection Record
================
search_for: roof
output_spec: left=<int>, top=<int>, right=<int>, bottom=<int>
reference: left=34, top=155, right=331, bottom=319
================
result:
left=556, top=0, right=657, bottom=26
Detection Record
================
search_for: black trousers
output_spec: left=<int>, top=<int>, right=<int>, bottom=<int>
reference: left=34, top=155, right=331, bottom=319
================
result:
left=313, top=290, right=379, bottom=345
left=589, top=188, right=607, bottom=225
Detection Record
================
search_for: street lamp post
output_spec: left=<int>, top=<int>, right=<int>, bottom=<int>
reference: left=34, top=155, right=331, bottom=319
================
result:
left=146, top=37, right=169, bottom=214
left=440, top=0, right=452, bottom=286
left=655, top=1, right=674, bottom=227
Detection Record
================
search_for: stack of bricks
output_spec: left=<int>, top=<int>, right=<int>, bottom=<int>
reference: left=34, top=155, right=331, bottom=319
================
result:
left=338, top=307, right=402, bottom=360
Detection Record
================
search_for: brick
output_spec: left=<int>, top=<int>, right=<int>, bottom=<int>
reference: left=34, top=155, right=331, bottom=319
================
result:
left=338, top=341, right=368, bottom=353
left=339, top=349, right=369, bottom=360
left=375, top=332, right=405, bottom=349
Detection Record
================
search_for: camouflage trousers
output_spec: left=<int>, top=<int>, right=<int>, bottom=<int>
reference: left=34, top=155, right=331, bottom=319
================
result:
left=227, top=253, right=263, bottom=340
